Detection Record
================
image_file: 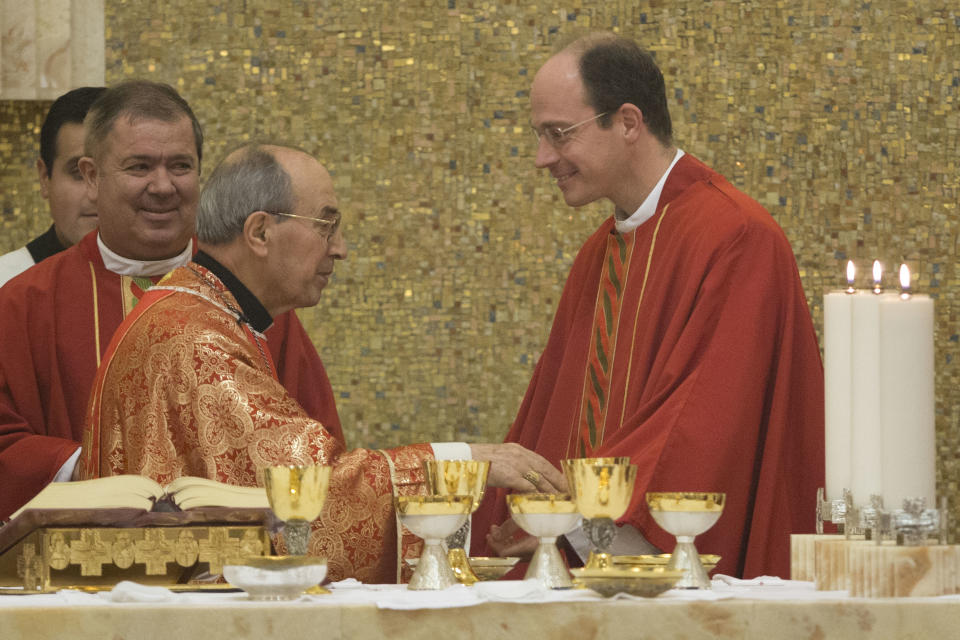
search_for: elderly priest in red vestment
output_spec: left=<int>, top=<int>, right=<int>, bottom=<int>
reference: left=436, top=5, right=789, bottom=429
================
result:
left=0, top=81, right=342, bottom=522
left=78, top=144, right=566, bottom=583
left=473, top=33, right=825, bottom=580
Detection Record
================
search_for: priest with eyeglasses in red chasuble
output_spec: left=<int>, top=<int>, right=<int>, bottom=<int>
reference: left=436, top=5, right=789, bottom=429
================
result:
left=473, top=33, right=825, bottom=581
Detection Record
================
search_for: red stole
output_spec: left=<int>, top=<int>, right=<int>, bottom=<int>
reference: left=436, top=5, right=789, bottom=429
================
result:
left=576, top=230, right=636, bottom=456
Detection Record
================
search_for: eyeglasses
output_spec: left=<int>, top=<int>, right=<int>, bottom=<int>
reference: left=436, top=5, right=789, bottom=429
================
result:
left=271, top=209, right=341, bottom=239
left=532, top=111, right=609, bottom=147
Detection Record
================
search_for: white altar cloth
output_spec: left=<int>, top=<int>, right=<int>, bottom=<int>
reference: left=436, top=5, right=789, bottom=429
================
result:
left=3, top=577, right=959, bottom=640
left=3, top=576, right=955, bottom=609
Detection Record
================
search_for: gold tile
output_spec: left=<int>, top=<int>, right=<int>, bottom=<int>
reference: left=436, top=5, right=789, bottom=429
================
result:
left=0, top=0, right=957, bottom=540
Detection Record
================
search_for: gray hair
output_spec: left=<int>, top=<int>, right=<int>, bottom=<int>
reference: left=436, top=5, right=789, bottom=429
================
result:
left=84, top=80, right=203, bottom=164
left=197, top=146, right=294, bottom=245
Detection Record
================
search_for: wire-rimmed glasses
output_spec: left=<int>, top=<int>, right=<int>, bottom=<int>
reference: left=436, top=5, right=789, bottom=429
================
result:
left=532, top=111, right=609, bottom=147
left=271, top=209, right=341, bottom=239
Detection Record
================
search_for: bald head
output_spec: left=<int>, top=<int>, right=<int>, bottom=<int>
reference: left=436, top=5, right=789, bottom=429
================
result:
left=221, top=143, right=315, bottom=169
left=197, top=144, right=331, bottom=245
left=556, top=31, right=618, bottom=57
left=196, top=143, right=345, bottom=318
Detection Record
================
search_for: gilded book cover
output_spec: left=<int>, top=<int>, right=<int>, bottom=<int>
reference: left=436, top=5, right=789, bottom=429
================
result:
left=0, top=479, right=277, bottom=593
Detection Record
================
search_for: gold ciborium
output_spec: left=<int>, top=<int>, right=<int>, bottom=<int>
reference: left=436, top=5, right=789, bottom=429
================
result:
left=507, top=493, right=581, bottom=588
left=396, top=495, right=473, bottom=590
left=263, top=464, right=331, bottom=556
left=423, top=459, right=490, bottom=585
left=646, top=492, right=725, bottom=589
left=561, top=457, right=637, bottom=570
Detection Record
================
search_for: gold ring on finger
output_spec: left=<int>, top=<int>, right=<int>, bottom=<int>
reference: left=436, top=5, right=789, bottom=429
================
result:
left=522, top=470, right=542, bottom=486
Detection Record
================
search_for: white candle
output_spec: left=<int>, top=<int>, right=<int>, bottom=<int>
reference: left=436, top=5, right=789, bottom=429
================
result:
left=878, top=265, right=936, bottom=508
left=823, top=261, right=855, bottom=501
left=849, top=287, right=890, bottom=503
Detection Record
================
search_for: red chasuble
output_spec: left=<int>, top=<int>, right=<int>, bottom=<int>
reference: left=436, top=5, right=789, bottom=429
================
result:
left=473, top=154, right=824, bottom=579
left=0, top=231, right=341, bottom=521
left=79, top=264, right=433, bottom=583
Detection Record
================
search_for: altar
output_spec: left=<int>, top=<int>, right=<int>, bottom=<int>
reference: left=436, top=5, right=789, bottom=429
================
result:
left=1, top=578, right=957, bottom=640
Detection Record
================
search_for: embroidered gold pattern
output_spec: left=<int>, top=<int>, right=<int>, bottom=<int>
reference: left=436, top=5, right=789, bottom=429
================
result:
left=84, top=265, right=435, bottom=582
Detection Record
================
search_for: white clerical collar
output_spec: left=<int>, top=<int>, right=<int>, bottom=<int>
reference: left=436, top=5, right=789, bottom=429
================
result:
left=614, top=148, right=685, bottom=235
left=97, top=234, right=194, bottom=276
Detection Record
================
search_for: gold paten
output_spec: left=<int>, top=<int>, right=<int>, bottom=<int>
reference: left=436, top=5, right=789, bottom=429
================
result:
left=464, top=556, right=519, bottom=581
left=614, top=553, right=721, bottom=574
left=571, top=566, right=683, bottom=598
left=407, top=555, right=519, bottom=581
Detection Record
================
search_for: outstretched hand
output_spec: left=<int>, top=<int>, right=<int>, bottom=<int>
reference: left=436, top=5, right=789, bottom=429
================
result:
left=486, top=518, right=538, bottom=559
left=469, top=442, right=568, bottom=493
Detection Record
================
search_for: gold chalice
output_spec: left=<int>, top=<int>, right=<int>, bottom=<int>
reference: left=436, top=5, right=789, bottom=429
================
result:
left=423, top=459, right=490, bottom=585
left=263, top=464, right=331, bottom=556
left=507, top=493, right=581, bottom=588
left=562, top=457, right=637, bottom=570
left=396, top=495, right=473, bottom=590
left=646, top=492, right=725, bottom=589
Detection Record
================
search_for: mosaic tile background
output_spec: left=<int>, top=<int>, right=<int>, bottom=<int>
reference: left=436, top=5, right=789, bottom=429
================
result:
left=1, top=1, right=958, bottom=532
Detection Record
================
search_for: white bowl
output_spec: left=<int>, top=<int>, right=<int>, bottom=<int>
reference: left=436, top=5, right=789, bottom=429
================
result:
left=223, top=556, right=327, bottom=600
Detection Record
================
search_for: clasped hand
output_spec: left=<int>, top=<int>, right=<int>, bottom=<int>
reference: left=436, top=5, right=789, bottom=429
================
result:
left=468, top=442, right=567, bottom=559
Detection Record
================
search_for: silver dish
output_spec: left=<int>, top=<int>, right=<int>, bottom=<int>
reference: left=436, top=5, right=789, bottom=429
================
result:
left=223, top=556, right=327, bottom=600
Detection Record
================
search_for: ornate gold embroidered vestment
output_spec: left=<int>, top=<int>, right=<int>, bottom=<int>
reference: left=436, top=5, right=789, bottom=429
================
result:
left=79, top=264, right=433, bottom=582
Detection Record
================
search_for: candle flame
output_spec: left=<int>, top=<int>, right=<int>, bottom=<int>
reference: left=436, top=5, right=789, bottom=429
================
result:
left=872, top=260, right=882, bottom=293
left=899, top=264, right=911, bottom=291
left=846, top=260, right=856, bottom=285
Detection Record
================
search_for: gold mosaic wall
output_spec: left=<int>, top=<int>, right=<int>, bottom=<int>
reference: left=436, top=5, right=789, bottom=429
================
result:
left=1, top=1, right=958, bottom=520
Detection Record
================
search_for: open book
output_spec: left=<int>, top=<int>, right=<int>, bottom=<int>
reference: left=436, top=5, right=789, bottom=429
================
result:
left=10, top=475, right=270, bottom=520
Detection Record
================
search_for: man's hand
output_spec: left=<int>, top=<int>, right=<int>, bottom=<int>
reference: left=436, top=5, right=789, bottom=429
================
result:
left=486, top=518, right=538, bottom=559
left=469, top=442, right=568, bottom=493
